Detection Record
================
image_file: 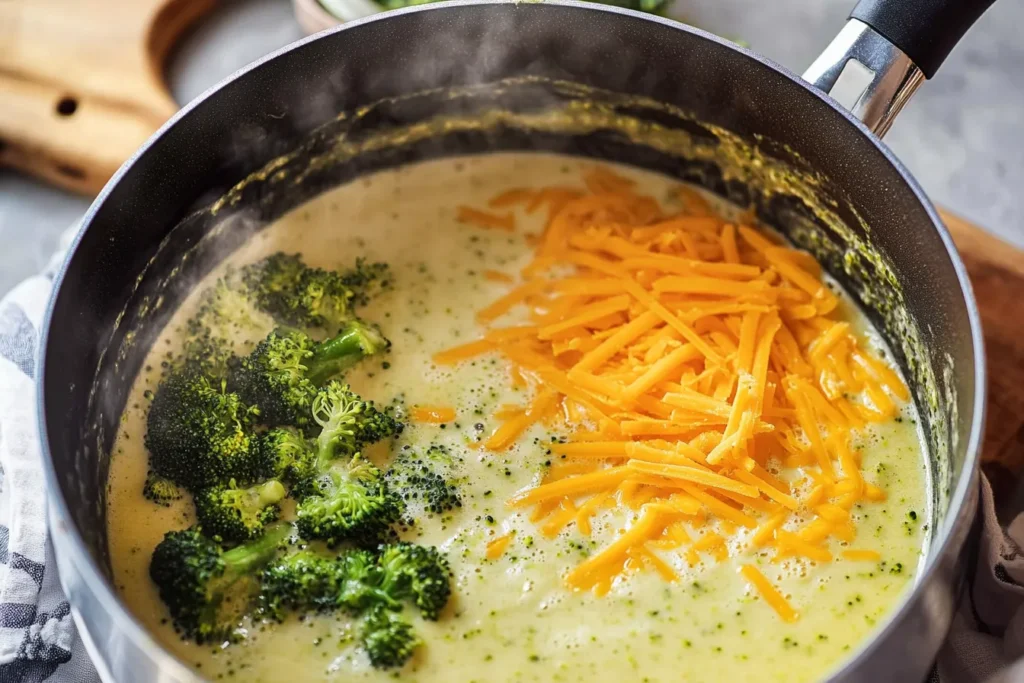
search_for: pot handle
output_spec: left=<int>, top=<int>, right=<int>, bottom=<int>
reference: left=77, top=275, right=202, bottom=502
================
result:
left=803, top=0, right=996, bottom=137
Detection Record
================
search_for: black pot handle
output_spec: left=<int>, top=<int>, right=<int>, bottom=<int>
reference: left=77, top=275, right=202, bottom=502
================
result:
left=851, top=0, right=997, bottom=79
left=804, top=0, right=996, bottom=137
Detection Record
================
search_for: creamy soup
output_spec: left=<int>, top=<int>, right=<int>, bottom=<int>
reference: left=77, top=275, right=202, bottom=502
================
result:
left=107, top=153, right=929, bottom=682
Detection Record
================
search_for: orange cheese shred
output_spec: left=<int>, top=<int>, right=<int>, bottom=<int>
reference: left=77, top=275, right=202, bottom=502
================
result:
left=486, top=533, right=515, bottom=560
left=457, top=205, right=515, bottom=232
left=409, top=406, right=456, bottom=424
left=432, top=339, right=494, bottom=365
left=740, top=565, right=799, bottom=622
left=841, top=549, right=882, bottom=562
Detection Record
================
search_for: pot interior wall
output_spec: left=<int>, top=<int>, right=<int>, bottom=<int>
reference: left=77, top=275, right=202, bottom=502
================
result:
left=41, top=3, right=975, bottom=587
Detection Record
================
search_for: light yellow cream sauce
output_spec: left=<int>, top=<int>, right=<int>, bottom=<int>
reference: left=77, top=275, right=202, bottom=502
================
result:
left=107, top=153, right=929, bottom=682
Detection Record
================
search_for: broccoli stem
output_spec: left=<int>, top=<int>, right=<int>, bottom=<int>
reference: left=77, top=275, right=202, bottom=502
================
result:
left=252, top=480, right=287, bottom=509
left=221, top=523, right=291, bottom=580
left=306, top=321, right=387, bottom=387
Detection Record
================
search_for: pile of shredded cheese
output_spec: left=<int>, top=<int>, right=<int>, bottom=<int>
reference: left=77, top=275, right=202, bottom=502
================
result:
left=432, top=166, right=910, bottom=622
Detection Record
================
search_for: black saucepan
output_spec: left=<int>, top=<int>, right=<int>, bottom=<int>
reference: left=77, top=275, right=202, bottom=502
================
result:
left=38, top=0, right=992, bottom=680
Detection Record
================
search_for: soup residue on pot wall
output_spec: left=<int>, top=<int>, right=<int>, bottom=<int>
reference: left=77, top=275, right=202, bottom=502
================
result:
left=107, top=153, right=929, bottom=682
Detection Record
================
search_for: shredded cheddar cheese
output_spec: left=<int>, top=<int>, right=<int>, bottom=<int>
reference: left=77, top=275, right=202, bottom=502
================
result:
left=486, top=532, right=515, bottom=560
left=740, top=565, right=798, bottom=622
left=435, top=166, right=911, bottom=623
left=410, top=406, right=457, bottom=424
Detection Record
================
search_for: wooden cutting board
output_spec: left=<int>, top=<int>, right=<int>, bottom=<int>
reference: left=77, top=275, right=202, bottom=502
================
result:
left=0, top=0, right=216, bottom=194
left=942, top=212, right=1024, bottom=506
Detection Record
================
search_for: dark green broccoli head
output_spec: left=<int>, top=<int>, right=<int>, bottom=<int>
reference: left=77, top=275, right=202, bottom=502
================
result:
left=180, top=276, right=269, bottom=378
left=242, top=253, right=389, bottom=331
left=376, top=542, right=452, bottom=620
left=145, top=370, right=263, bottom=490
left=334, top=549, right=398, bottom=613
left=195, top=480, right=287, bottom=544
left=229, top=329, right=318, bottom=427
left=386, top=445, right=462, bottom=517
left=142, top=472, right=183, bottom=507
left=260, top=548, right=400, bottom=619
left=340, top=259, right=392, bottom=305
left=229, top=322, right=390, bottom=428
left=361, top=604, right=419, bottom=670
left=312, top=382, right=404, bottom=466
left=149, top=524, right=289, bottom=643
left=253, top=427, right=314, bottom=482
left=352, top=401, right=404, bottom=449
left=295, top=459, right=402, bottom=547
left=259, top=551, right=347, bottom=620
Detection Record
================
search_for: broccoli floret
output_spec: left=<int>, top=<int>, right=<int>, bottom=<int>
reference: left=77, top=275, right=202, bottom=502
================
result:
left=195, top=480, right=287, bottom=544
left=340, top=259, right=392, bottom=306
left=306, top=381, right=403, bottom=470
left=253, top=427, right=314, bottom=482
left=259, top=550, right=348, bottom=619
left=180, top=275, right=271, bottom=378
left=228, top=321, right=389, bottom=427
left=143, top=472, right=184, bottom=507
left=260, top=548, right=401, bottom=619
left=294, top=382, right=404, bottom=545
left=361, top=604, right=419, bottom=669
left=296, top=458, right=402, bottom=546
left=258, top=543, right=448, bottom=669
left=335, top=549, right=399, bottom=613
left=386, top=445, right=462, bottom=517
left=376, top=542, right=451, bottom=620
left=260, top=543, right=451, bottom=621
left=241, top=253, right=390, bottom=331
left=312, top=381, right=404, bottom=464
left=145, top=370, right=263, bottom=490
left=149, top=524, right=289, bottom=643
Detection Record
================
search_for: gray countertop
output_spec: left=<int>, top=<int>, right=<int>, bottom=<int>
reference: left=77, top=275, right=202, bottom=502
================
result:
left=1, top=0, right=1021, bottom=297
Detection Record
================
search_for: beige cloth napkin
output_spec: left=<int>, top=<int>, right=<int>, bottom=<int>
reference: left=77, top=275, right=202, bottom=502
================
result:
left=938, top=476, right=1024, bottom=682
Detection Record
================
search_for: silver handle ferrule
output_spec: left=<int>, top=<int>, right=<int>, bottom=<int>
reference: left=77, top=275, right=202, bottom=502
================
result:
left=803, top=19, right=925, bottom=138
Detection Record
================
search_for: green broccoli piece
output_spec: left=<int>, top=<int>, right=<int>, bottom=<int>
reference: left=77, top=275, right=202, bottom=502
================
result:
left=294, top=382, right=404, bottom=545
left=260, top=548, right=401, bottom=619
left=241, top=253, right=390, bottom=331
left=195, top=480, right=287, bottom=543
left=228, top=321, right=389, bottom=427
left=143, top=472, right=183, bottom=507
left=145, top=370, right=263, bottom=490
left=149, top=523, right=290, bottom=643
left=376, top=542, right=451, bottom=620
left=260, top=543, right=452, bottom=621
left=386, top=445, right=462, bottom=517
left=253, top=427, right=314, bottom=482
left=312, top=381, right=404, bottom=464
left=295, top=458, right=401, bottom=547
left=304, top=381, right=403, bottom=471
left=259, top=550, right=348, bottom=619
left=361, top=604, right=419, bottom=669
left=259, top=543, right=450, bottom=670
left=180, top=274, right=271, bottom=378
left=340, top=259, right=392, bottom=307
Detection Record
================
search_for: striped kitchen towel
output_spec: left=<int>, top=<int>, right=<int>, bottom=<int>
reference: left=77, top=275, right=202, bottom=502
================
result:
left=0, top=227, right=98, bottom=683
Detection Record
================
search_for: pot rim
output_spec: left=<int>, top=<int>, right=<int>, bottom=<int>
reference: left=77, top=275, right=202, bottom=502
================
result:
left=35, top=1, right=987, bottom=678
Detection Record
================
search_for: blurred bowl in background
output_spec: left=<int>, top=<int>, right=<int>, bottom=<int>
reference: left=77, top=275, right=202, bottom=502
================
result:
left=292, top=0, right=377, bottom=32
left=294, top=0, right=679, bottom=33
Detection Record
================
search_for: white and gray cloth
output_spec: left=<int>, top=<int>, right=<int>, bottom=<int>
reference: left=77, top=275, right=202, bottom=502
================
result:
left=0, top=226, right=1020, bottom=683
